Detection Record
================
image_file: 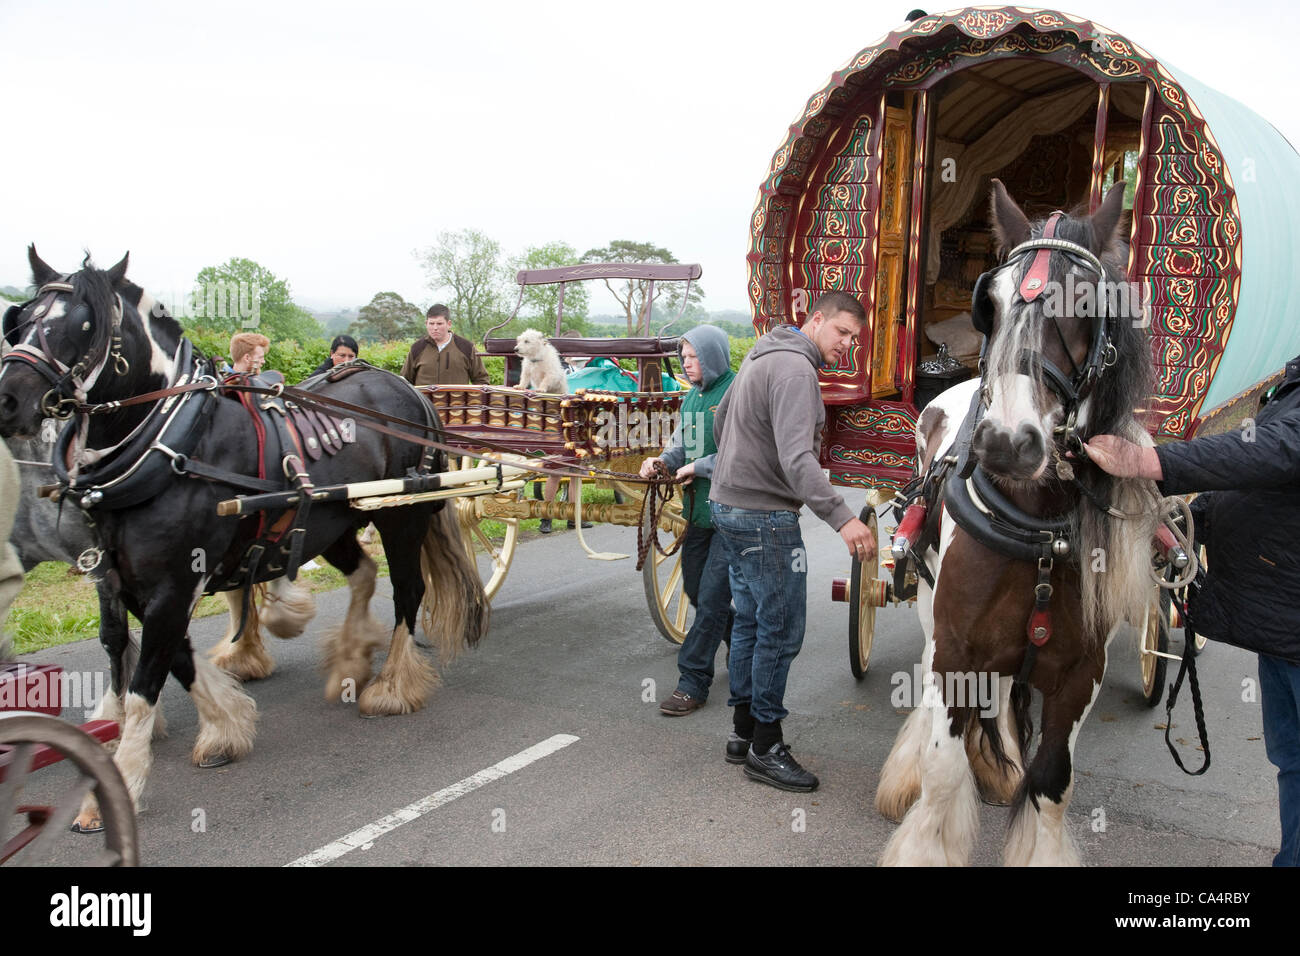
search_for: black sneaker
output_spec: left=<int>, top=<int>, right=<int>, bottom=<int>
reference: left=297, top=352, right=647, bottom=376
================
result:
left=725, top=732, right=751, bottom=765
left=744, top=743, right=819, bottom=792
left=539, top=519, right=553, bottom=534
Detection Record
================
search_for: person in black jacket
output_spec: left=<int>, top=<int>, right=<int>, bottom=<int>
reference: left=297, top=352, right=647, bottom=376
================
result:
left=309, top=334, right=359, bottom=378
left=1085, top=354, right=1300, bottom=867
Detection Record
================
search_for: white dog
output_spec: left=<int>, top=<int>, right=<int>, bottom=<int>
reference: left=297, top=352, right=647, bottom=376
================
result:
left=514, top=328, right=568, bottom=394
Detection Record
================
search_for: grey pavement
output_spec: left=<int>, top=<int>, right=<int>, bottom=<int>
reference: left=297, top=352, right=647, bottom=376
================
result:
left=14, top=490, right=1279, bottom=866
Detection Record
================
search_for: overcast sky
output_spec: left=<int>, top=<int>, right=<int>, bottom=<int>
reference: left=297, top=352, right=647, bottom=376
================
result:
left=2, top=0, right=1296, bottom=316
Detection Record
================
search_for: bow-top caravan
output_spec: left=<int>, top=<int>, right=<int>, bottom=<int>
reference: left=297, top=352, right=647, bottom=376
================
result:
left=748, top=6, right=1300, bottom=494
left=750, top=8, right=1300, bottom=680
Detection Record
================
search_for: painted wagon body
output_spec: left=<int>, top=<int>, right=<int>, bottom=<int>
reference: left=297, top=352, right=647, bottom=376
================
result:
left=747, top=6, right=1300, bottom=495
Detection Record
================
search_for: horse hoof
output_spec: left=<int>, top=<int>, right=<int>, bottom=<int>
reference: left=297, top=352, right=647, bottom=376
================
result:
left=71, top=819, right=104, bottom=834
left=198, top=752, right=232, bottom=769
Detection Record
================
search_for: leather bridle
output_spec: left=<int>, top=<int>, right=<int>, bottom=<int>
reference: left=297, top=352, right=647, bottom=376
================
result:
left=1, top=278, right=130, bottom=419
left=971, top=212, right=1119, bottom=452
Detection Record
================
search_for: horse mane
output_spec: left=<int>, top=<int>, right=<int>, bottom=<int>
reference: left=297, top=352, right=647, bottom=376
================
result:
left=63, top=255, right=121, bottom=371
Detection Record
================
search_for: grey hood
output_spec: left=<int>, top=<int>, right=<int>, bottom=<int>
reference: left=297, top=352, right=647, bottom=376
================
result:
left=680, top=324, right=732, bottom=389
left=745, top=324, right=822, bottom=371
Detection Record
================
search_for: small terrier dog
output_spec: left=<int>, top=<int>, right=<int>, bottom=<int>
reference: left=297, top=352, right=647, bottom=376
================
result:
left=514, top=328, right=568, bottom=393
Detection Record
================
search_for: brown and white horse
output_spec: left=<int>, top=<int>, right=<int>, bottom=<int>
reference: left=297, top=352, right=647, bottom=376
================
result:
left=877, top=181, right=1159, bottom=865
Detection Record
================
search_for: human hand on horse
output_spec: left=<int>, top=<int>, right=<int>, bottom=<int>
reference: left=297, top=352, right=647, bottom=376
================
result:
left=839, top=516, right=877, bottom=562
left=1082, top=435, right=1164, bottom=480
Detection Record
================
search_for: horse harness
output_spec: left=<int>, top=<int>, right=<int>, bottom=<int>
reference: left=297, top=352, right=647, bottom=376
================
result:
left=39, top=346, right=427, bottom=638
left=893, top=216, right=1124, bottom=685
left=2, top=278, right=131, bottom=418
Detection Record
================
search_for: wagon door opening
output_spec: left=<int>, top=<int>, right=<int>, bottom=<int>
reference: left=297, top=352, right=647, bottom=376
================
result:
left=916, top=60, right=1145, bottom=403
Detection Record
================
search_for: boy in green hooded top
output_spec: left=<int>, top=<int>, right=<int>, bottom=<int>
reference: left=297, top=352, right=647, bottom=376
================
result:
left=639, top=324, right=736, bottom=715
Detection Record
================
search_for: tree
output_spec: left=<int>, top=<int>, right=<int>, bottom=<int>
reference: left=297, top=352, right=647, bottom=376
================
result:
left=416, top=229, right=509, bottom=343
left=509, top=241, right=592, bottom=336
left=580, top=240, right=706, bottom=336
left=190, top=257, right=323, bottom=342
left=349, top=291, right=424, bottom=343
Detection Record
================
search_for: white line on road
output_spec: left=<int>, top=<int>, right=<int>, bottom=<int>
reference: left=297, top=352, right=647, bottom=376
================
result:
left=286, top=733, right=581, bottom=867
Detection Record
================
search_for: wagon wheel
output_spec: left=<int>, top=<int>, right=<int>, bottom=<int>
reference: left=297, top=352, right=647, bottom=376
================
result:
left=451, top=456, right=519, bottom=601
left=637, top=484, right=691, bottom=645
left=848, top=507, right=881, bottom=680
left=1140, top=586, right=1171, bottom=708
left=0, top=713, right=137, bottom=866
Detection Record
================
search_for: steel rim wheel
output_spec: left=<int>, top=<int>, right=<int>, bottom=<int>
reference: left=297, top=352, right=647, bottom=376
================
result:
left=848, top=509, right=879, bottom=680
left=640, top=485, right=690, bottom=645
left=455, top=495, right=519, bottom=602
left=1140, top=588, right=1170, bottom=707
left=449, top=458, right=519, bottom=601
left=0, top=713, right=137, bottom=867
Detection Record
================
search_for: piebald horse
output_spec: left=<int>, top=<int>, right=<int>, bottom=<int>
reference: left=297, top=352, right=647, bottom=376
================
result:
left=877, top=181, right=1158, bottom=865
left=0, top=248, right=488, bottom=831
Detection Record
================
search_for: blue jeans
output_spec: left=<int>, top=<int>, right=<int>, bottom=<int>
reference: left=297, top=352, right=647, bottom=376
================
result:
left=710, top=502, right=807, bottom=725
left=675, top=525, right=733, bottom=700
left=1260, top=653, right=1300, bottom=866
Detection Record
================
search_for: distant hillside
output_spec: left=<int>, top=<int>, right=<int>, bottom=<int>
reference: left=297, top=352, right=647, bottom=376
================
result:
left=2, top=285, right=29, bottom=301
left=310, top=308, right=358, bottom=335
left=590, top=309, right=757, bottom=337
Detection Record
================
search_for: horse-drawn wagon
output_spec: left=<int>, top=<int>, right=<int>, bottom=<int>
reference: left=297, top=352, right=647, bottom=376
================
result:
left=421, top=263, right=705, bottom=642
left=0, top=253, right=704, bottom=846
left=744, top=6, right=1300, bottom=698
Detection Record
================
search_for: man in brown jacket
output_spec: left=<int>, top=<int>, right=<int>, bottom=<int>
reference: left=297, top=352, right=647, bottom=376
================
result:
left=400, top=304, right=490, bottom=386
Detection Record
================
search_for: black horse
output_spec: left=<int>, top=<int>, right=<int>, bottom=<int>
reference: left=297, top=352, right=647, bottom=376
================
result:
left=0, top=248, right=488, bottom=831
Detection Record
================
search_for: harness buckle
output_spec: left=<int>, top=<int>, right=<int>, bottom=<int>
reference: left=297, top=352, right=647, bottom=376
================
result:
left=76, top=547, right=104, bottom=573
left=42, top=390, right=77, bottom=419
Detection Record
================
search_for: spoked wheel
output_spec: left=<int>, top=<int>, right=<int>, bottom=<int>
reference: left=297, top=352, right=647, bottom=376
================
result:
left=848, top=507, right=882, bottom=680
left=451, top=456, right=520, bottom=601
left=638, top=484, right=691, bottom=645
left=0, top=713, right=137, bottom=866
left=1140, top=587, right=1171, bottom=708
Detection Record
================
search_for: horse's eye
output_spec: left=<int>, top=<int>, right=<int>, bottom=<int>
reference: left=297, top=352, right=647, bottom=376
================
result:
left=81, top=321, right=91, bottom=332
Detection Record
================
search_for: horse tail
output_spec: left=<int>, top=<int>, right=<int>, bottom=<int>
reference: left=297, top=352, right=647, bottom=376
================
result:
left=419, top=503, right=490, bottom=661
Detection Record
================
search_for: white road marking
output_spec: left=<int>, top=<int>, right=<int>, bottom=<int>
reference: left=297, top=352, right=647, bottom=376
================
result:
left=285, top=733, right=580, bottom=866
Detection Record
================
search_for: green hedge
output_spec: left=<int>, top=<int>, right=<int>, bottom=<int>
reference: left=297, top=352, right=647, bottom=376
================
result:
left=730, top=337, right=755, bottom=371
left=185, top=329, right=508, bottom=385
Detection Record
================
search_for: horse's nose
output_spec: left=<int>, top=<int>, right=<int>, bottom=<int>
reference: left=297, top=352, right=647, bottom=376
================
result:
left=973, top=419, right=1046, bottom=479
left=1012, top=424, right=1044, bottom=462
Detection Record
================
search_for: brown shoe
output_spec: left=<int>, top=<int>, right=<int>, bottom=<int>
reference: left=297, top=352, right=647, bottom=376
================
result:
left=659, top=690, right=704, bottom=716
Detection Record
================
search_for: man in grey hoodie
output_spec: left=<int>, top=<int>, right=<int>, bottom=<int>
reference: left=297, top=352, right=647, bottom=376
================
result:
left=710, top=291, right=876, bottom=792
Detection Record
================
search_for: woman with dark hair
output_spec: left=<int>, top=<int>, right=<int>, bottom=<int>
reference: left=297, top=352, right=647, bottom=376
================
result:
left=310, top=335, right=359, bottom=377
